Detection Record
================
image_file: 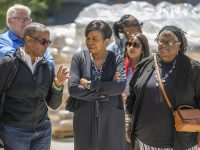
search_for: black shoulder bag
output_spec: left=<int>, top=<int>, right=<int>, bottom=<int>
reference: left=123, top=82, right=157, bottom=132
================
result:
left=65, top=51, right=87, bottom=112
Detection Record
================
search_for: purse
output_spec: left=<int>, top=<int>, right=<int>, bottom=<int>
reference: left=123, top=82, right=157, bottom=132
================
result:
left=174, top=105, right=200, bottom=132
left=65, top=96, right=80, bottom=112
left=154, top=54, right=200, bottom=132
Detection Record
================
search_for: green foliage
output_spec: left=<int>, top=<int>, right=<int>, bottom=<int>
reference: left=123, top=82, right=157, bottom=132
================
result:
left=0, top=0, right=60, bottom=33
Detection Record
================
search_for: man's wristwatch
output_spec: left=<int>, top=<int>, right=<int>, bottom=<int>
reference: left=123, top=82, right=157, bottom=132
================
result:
left=86, top=81, right=91, bottom=89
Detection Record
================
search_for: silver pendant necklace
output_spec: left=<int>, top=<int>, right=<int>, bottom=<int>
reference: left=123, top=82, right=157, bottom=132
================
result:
left=155, top=57, right=176, bottom=86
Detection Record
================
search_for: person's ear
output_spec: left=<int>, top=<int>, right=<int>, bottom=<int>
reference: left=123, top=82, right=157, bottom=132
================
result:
left=177, top=42, right=181, bottom=50
left=8, top=17, right=13, bottom=25
left=178, top=42, right=181, bottom=47
left=105, top=39, right=110, bottom=45
left=25, top=36, right=31, bottom=45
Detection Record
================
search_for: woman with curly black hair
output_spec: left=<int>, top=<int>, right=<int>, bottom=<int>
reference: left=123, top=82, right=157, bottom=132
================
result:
left=126, top=26, right=200, bottom=150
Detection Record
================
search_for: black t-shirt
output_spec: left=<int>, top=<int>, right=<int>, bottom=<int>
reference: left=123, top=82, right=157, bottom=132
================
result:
left=135, top=60, right=176, bottom=148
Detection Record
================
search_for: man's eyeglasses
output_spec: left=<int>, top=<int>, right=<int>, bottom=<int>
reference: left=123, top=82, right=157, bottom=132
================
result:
left=156, top=39, right=179, bottom=47
left=30, top=36, right=51, bottom=46
left=12, top=17, right=32, bottom=23
left=126, top=42, right=142, bottom=48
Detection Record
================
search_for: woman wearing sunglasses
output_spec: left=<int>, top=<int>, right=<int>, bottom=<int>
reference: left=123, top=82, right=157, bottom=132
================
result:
left=123, top=33, right=150, bottom=149
left=124, top=33, right=150, bottom=95
left=126, top=26, right=200, bottom=150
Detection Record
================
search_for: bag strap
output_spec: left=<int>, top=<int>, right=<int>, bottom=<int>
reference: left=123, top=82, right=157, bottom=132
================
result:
left=0, top=54, right=19, bottom=116
left=4, top=55, right=18, bottom=90
left=154, top=54, right=199, bottom=149
left=153, top=54, right=174, bottom=112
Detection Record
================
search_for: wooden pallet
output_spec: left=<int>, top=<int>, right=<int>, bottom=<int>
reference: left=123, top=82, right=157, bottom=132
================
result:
left=52, top=130, right=74, bottom=138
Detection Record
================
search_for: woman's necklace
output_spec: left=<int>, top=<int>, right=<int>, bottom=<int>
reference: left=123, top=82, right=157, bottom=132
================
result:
left=90, top=52, right=108, bottom=70
left=91, top=62, right=103, bottom=81
left=90, top=52, right=108, bottom=80
left=155, top=56, right=176, bottom=86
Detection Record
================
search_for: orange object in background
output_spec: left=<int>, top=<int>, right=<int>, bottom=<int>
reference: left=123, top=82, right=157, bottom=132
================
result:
left=116, top=0, right=124, bottom=3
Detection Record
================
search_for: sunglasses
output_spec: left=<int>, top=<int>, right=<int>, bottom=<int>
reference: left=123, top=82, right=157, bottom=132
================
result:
left=156, top=39, right=179, bottom=47
left=126, top=42, right=142, bottom=48
left=30, top=36, right=51, bottom=46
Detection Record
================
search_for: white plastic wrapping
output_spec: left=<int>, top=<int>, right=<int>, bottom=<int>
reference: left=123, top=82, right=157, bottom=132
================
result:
left=75, top=1, right=200, bottom=51
left=49, top=1, right=200, bottom=53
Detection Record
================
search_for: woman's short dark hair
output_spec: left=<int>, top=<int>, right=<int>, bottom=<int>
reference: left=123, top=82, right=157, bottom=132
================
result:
left=125, top=33, right=150, bottom=60
left=85, top=20, right=112, bottom=39
left=156, top=25, right=188, bottom=53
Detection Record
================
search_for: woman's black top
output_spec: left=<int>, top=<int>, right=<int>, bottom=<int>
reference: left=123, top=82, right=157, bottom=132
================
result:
left=135, top=59, right=177, bottom=148
left=127, top=54, right=200, bottom=149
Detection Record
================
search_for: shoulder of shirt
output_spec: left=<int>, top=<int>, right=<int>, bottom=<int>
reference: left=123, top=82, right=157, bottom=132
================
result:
left=182, top=54, right=200, bottom=70
left=72, top=50, right=87, bottom=60
left=139, top=55, right=153, bottom=64
left=107, top=41, right=118, bottom=50
left=0, top=31, right=10, bottom=40
left=107, top=41, right=116, bottom=47
left=73, top=50, right=85, bottom=56
left=134, top=56, right=153, bottom=71
left=0, top=30, right=18, bottom=42
left=40, top=58, right=54, bottom=73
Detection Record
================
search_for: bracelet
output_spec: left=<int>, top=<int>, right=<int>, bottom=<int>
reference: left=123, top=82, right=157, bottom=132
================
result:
left=125, top=114, right=131, bottom=123
left=125, top=122, right=131, bottom=128
left=52, top=82, right=63, bottom=91
left=125, top=117, right=131, bottom=123
left=86, top=81, right=91, bottom=89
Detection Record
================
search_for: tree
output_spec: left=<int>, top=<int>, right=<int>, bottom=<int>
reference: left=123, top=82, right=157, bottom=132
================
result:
left=0, top=0, right=60, bottom=33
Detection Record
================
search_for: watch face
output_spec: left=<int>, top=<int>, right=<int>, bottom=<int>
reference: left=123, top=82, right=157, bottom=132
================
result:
left=87, top=81, right=91, bottom=89
left=87, top=82, right=91, bottom=89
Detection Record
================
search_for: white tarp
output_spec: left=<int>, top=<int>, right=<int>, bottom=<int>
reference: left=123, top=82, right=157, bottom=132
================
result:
left=75, top=1, right=200, bottom=51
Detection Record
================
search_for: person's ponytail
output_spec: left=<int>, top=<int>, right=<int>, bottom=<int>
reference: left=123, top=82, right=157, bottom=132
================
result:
left=113, top=21, right=122, bottom=49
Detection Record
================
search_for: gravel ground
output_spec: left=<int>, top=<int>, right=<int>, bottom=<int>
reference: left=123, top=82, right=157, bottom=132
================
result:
left=51, top=137, right=74, bottom=150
